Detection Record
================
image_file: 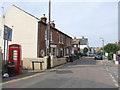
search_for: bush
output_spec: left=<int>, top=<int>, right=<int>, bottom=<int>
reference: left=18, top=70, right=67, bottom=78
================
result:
left=82, top=53, right=87, bottom=56
left=74, top=53, right=80, bottom=59
left=109, top=52, right=114, bottom=60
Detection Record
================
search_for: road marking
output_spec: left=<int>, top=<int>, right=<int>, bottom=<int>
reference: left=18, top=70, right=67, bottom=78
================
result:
left=115, top=83, right=119, bottom=87
left=0, top=72, right=45, bottom=85
left=0, top=59, right=78, bottom=85
left=117, top=75, right=118, bottom=78
left=106, top=68, right=108, bottom=71
left=113, top=79, right=117, bottom=83
left=111, top=76, right=114, bottom=79
left=108, top=73, right=112, bottom=76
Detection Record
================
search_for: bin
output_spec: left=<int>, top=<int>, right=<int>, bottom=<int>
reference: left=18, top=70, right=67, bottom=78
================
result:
left=7, top=61, right=16, bottom=77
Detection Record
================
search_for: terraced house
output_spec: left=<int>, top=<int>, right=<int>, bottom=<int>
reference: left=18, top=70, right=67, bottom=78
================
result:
left=2, top=5, right=73, bottom=69
left=38, top=16, right=72, bottom=58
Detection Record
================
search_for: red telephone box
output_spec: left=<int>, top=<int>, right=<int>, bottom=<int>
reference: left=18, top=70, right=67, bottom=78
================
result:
left=8, top=44, right=22, bottom=75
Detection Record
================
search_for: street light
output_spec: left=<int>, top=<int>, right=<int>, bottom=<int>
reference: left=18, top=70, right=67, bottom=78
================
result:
left=79, top=40, right=80, bottom=53
left=100, top=37, right=104, bottom=59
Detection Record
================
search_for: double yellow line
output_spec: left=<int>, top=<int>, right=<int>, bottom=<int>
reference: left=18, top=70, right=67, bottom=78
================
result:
left=0, top=60, right=76, bottom=85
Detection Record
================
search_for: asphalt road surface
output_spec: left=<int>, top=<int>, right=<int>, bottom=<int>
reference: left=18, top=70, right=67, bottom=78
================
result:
left=1, top=57, right=119, bottom=88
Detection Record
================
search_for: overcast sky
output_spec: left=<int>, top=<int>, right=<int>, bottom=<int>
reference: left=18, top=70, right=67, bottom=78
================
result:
left=0, top=0, right=119, bottom=47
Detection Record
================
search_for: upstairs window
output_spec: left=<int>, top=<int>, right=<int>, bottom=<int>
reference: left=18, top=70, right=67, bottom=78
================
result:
left=45, top=30, right=48, bottom=40
left=50, top=31, right=53, bottom=41
left=58, top=33, right=60, bottom=43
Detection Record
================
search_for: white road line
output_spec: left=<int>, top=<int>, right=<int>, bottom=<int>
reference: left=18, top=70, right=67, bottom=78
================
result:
left=110, top=74, right=112, bottom=77
left=109, top=73, right=117, bottom=84
left=111, top=76, right=114, bottom=79
left=115, top=83, right=119, bottom=87
left=113, top=79, right=117, bottom=83
left=106, top=68, right=108, bottom=71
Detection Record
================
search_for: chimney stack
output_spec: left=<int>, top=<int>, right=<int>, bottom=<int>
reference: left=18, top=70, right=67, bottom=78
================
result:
left=74, top=37, right=76, bottom=40
left=40, top=14, right=47, bottom=23
left=50, top=21, right=55, bottom=28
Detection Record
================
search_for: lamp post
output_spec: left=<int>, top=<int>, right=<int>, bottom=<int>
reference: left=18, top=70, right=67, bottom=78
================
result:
left=100, top=37, right=104, bottom=59
left=79, top=40, right=80, bottom=53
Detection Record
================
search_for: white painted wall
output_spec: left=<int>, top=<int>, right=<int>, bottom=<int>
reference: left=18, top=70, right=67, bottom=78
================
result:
left=4, top=6, right=39, bottom=59
left=80, top=45, right=88, bottom=53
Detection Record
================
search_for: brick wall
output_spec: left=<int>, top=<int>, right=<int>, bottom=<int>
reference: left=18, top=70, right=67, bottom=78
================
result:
left=38, top=20, right=72, bottom=58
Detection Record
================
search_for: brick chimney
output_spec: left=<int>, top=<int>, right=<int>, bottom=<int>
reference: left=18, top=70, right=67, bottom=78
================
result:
left=74, top=37, right=76, bottom=40
left=50, top=22, right=55, bottom=28
left=40, top=14, right=47, bottom=23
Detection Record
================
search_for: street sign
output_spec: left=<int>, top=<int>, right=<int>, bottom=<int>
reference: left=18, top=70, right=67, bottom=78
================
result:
left=4, top=25, right=12, bottom=41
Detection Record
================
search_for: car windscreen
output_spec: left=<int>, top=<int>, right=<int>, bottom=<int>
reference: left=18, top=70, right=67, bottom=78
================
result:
left=96, top=52, right=102, bottom=55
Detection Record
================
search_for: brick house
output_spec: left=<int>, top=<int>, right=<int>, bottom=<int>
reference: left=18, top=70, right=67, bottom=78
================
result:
left=72, top=37, right=80, bottom=54
left=2, top=5, right=72, bottom=60
left=38, top=16, right=72, bottom=58
left=72, top=36, right=89, bottom=54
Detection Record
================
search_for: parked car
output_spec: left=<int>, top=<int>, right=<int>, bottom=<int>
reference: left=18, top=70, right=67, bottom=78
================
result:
left=89, top=53, right=94, bottom=57
left=94, top=52, right=103, bottom=60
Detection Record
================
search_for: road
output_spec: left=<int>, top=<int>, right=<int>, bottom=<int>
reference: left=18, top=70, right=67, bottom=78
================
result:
left=1, top=57, right=119, bottom=88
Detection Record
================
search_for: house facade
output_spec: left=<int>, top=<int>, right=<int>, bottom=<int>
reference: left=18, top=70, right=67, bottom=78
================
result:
left=72, top=36, right=89, bottom=54
left=79, top=36, right=89, bottom=53
left=72, top=37, right=80, bottom=54
left=2, top=5, right=72, bottom=60
left=38, top=16, right=72, bottom=58
left=2, top=5, right=40, bottom=59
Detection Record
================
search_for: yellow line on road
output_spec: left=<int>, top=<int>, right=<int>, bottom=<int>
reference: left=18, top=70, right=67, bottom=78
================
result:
left=0, top=72, right=45, bottom=85
left=0, top=59, right=79, bottom=85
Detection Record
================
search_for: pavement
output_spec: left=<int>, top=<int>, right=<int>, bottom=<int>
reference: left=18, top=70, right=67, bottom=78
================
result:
left=2, top=61, right=71, bottom=83
left=1, top=57, right=119, bottom=88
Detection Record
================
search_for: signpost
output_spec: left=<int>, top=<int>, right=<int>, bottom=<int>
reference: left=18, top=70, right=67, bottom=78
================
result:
left=3, top=25, right=12, bottom=73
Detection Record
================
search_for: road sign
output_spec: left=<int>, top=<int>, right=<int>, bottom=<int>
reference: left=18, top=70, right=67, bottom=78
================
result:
left=4, top=25, right=12, bottom=41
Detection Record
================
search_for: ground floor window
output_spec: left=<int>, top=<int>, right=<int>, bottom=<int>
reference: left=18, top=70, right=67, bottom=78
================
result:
left=60, top=48, right=63, bottom=57
left=51, top=48, right=57, bottom=57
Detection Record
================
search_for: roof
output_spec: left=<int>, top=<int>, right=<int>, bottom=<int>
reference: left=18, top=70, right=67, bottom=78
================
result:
left=72, top=37, right=88, bottom=45
left=72, top=39, right=79, bottom=45
left=12, top=5, right=72, bottom=39
left=39, top=21, right=72, bottom=39
left=12, top=5, right=40, bottom=20
left=79, top=38, right=88, bottom=45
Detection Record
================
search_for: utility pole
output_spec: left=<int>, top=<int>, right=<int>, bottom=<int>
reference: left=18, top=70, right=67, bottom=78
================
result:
left=2, top=6, right=7, bottom=74
left=47, top=0, right=51, bottom=69
left=2, top=6, right=5, bottom=66
left=100, top=37, right=104, bottom=59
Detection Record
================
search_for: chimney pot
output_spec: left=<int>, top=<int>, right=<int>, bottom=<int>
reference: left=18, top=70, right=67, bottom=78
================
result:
left=40, top=14, right=47, bottom=23
left=50, top=23, right=55, bottom=28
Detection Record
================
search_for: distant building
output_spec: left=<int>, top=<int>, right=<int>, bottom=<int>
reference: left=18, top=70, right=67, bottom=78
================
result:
left=79, top=36, right=89, bottom=53
left=89, top=47, right=95, bottom=54
left=72, top=37, right=80, bottom=54
left=72, top=36, right=89, bottom=54
left=94, top=47, right=101, bottom=52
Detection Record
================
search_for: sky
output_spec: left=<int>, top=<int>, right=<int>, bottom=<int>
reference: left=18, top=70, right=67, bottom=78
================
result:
left=0, top=0, right=119, bottom=47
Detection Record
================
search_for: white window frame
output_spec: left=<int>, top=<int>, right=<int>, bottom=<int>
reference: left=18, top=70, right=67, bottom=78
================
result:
left=59, top=33, right=60, bottom=43
left=50, top=31, right=53, bottom=41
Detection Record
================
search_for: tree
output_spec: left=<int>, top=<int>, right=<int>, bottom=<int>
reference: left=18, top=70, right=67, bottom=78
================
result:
left=83, top=47, right=88, bottom=54
left=104, top=43, right=119, bottom=54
